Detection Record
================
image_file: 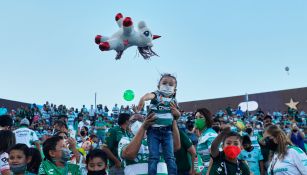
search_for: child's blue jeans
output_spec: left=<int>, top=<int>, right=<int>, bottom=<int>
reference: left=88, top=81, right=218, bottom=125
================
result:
left=147, top=126, right=177, bottom=175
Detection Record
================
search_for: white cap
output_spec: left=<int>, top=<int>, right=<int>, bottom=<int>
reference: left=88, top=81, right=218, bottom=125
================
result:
left=20, top=118, right=30, bottom=126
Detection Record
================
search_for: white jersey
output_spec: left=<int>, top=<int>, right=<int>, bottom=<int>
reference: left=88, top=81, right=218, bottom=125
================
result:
left=0, top=152, right=9, bottom=174
left=13, top=127, right=39, bottom=147
left=118, top=137, right=168, bottom=175
left=268, top=146, right=307, bottom=175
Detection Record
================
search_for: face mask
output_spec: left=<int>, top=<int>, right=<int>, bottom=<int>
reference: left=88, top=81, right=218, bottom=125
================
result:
left=223, top=116, right=228, bottom=121
left=159, top=85, right=175, bottom=96
left=195, top=118, right=206, bottom=130
left=60, top=148, right=71, bottom=163
left=292, top=129, right=298, bottom=132
left=265, top=137, right=278, bottom=151
left=246, top=128, right=253, bottom=135
left=224, top=145, right=241, bottom=159
left=87, top=169, right=107, bottom=175
left=130, top=121, right=143, bottom=136
left=10, top=163, right=27, bottom=174
left=80, top=131, right=86, bottom=136
left=244, top=145, right=253, bottom=152
left=212, top=126, right=220, bottom=133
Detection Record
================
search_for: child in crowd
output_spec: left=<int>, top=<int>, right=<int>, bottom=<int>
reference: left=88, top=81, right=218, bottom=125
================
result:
left=8, top=144, right=32, bottom=175
left=210, top=126, right=250, bottom=175
left=86, top=149, right=108, bottom=175
left=238, top=135, right=264, bottom=175
left=137, top=73, right=181, bottom=175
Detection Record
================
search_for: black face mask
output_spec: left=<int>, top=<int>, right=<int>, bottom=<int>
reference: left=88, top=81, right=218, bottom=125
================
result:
left=244, top=145, right=254, bottom=152
left=292, top=129, right=298, bottom=132
left=87, top=169, right=107, bottom=175
left=212, top=126, right=220, bottom=133
left=265, top=137, right=278, bottom=151
left=246, top=128, right=253, bottom=135
left=80, top=131, right=86, bottom=136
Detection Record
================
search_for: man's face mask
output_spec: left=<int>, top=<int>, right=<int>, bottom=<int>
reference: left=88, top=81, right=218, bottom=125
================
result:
left=130, top=121, right=143, bottom=136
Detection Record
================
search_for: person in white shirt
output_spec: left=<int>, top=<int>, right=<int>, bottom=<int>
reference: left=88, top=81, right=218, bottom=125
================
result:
left=13, top=118, right=41, bottom=151
left=112, top=104, right=120, bottom=118
left=0, top=130, right=15, bottom=175
left=264, top=125, right=307, bottom=175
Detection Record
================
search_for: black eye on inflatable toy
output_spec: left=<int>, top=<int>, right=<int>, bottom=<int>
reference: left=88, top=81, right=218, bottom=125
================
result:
left=143, top=31, right=150, bottom=37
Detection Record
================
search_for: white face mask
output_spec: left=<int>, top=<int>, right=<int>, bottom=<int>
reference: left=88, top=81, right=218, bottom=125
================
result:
left=130, top=121, right=143, bottom=136
left=159, top=85, right=175, bottom=96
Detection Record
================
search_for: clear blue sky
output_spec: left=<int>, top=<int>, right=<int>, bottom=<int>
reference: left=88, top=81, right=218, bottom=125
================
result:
left=1, top=0, right=306, bottom=109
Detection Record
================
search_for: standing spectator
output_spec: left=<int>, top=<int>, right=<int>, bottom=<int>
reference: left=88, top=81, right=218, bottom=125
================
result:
left=81, top=105, right=88, bottom=114
left=104, top=106, right=109, bottom=116
left=13, top=118, right=41, bottom=151
left=0, top=130, right=16, bottom=175
left=94, top=115, right=107, bottom=144
left=102, top=113, right=131, bottom=175
left=175, top=129, right=196, bottom=175
left=210, top=129, right=250, bottom=175
left=289, top=123, right=306, bottom=152
left=89, top=105, right=95, bottom=121
left=68, top=108, right=76, bottom=129
left=119, top=113, right=180, bottom=175
left=185, top=120, right=198, bottom=146
left=264, top=125, right=307, bottom=175
left=194, top=108, right=218, bottom=174
left=112, top=104, right=119, bottom=118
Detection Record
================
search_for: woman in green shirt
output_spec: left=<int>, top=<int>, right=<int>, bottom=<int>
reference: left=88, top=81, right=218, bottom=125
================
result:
left=38, top=136, right=81, bottom=175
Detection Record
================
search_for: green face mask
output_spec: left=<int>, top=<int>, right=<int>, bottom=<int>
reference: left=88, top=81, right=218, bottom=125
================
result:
left=195, top=118, right=206, bottom=130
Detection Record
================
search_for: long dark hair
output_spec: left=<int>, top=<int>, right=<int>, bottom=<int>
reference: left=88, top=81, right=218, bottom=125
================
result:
left=27, top=148, right=42, bottom=174
left=43, top=136, right=63, bottom=161
left=196, top=108, right=213, bottom=128
left=0, top=130, right=16, bottom=153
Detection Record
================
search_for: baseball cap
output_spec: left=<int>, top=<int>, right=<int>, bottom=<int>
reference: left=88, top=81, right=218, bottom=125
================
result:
left=20, top=118, right=30, bottom=126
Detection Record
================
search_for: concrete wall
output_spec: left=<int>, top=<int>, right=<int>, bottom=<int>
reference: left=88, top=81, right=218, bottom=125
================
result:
left=179, top=87, right=307, bottom=113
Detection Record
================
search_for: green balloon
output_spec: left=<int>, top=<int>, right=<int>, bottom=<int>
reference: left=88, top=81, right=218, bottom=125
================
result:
left=123, top=90, right=135, bottom=101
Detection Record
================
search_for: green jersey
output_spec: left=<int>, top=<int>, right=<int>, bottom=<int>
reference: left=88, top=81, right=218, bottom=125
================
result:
left=104, top=125, right=131, bottom=167
left=149, top=91, right=177, bottom=127
left=196, top=128, right=218, bottom=174
left=175, top=130, right=193, bottom=172
left=209, top=152, right=250, bottom=175
left=95, top=120, right=106, bottom=136
left=118, top=136, right=168, bottom=175
left=38, top=160, right=81, bottom=175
